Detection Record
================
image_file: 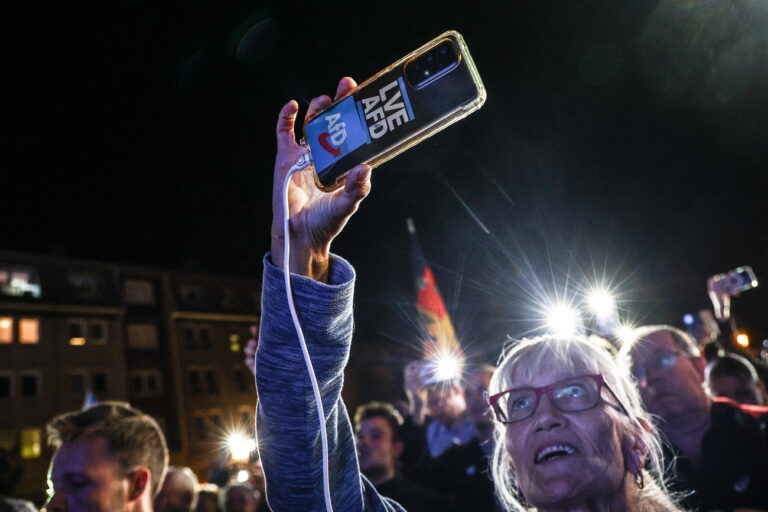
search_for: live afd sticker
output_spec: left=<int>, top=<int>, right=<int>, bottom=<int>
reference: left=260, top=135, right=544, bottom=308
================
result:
left=305, top=77, right=415, bottom=172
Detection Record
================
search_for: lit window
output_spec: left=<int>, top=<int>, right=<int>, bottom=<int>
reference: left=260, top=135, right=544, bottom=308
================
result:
left=229, top=333, right=241, bottom=352
left=19, top=318, right=39, bottom=344
left=68, top=319, right=86, bottom=346
left=0, top=372, right=12, bottom=399
left=0, top=317, right=12, bottom=343
left=0, top=266, right=42, bottom=298
left=20, top=428, right=41, bottom=459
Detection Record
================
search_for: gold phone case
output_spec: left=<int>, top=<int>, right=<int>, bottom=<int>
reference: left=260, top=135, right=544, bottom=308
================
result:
left=302, top=30, right=486, bottom=191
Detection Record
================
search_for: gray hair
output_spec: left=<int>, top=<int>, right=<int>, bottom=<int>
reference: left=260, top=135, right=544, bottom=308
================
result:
left=488, top=335, right=682, bottom=511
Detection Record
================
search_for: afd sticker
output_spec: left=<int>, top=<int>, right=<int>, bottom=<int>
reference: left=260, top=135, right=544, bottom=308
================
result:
left=358, top=77, right=415, bottom=140
left=306, top=77, right=415, bottom=172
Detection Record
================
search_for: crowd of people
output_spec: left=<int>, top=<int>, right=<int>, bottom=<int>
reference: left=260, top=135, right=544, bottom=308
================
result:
left=2, top=77, right=766, bottom=512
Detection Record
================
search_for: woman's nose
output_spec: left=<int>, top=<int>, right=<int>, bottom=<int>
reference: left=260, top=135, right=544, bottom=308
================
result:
left=532, top=394, right=566, bottom=432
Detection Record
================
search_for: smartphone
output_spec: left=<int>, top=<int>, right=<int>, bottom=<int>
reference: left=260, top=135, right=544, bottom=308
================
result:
left=709, top=266, right=759, bottom=296
left=302, top=31, right=486, bottom=191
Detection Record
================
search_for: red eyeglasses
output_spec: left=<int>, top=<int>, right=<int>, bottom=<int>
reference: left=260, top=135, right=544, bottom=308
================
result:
left=487, top=374, right=629, bottom=424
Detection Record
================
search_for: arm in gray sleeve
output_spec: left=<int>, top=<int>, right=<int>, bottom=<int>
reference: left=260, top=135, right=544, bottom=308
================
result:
left=255, top=253, right=404, bottom=512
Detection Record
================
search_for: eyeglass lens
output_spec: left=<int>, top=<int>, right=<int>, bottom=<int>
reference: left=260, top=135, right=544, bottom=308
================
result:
left=499, top=376, right=600, bottom=423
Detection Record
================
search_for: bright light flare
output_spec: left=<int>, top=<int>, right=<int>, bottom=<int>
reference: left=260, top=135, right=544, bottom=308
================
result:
left=588, top=288, right=615, bottom=318
left=683, top=314, right=694, bottom=326
left=236, top=470, right=249, bottom=483
left=421, top=348, right=464, bottom=384
left=616, top=325, right=637, bottom=345
left=433, top=352, right=461, bottom=382
left=545, top=304, right=582, bottom=336
left=735, top=332, right=750, bottom=348
left=227, top=432, right=256, bottom=462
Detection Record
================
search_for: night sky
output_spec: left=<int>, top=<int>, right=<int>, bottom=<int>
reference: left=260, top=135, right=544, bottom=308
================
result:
left=3, top=1, right=767, bottom=358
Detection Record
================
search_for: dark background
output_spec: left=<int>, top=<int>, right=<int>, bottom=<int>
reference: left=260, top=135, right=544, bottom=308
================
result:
left=2, top=0, right=766, bottom=367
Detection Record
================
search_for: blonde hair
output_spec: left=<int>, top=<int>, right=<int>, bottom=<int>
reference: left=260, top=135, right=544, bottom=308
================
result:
left=488, top=336, right=682, bottom=511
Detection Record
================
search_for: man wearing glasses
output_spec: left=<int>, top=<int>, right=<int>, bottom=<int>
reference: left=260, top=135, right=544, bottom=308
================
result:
left=619, top=325, right=768, bottom=511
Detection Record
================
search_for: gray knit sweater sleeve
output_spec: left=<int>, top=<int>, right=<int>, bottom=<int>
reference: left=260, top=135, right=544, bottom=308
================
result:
left=255, top=253, right=405, bottom=512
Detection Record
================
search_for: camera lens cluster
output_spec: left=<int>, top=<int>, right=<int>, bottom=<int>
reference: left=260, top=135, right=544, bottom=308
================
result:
left=405, top=40, right=459, bottom=88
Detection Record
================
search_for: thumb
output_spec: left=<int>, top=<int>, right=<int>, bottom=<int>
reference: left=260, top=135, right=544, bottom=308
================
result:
left=335, top=164, right=372, bottom=215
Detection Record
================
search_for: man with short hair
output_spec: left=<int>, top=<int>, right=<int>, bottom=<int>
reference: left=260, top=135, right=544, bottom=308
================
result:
left=706, top=352, right=766, bottom=405
left=354, top=402, right=453, bottom=512
left=154, top=466, right=199, bottom=512
left=620, top=325, right=768, bottom=511
left=45, top=401, right=169, bottom=512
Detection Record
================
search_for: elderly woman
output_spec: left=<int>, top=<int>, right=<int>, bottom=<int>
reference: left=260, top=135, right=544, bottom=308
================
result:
left=488, top=336, right=681, bottom=511
left=255, top=79, right=683, bottom=511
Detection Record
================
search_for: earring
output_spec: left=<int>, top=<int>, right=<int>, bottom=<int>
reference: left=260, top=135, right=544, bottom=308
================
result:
left=634, top=470, right=645, bottom=490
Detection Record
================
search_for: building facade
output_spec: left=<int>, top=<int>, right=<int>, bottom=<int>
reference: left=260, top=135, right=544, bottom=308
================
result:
left=0, top=251, right=259, bottom=504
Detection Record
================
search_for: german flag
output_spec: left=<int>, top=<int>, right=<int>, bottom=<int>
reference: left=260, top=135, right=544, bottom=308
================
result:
left=408, top=218, right=463, bottom=361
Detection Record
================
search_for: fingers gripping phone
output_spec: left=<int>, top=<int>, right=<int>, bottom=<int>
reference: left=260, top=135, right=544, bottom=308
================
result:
left=302, top=31, right=486, bottom=191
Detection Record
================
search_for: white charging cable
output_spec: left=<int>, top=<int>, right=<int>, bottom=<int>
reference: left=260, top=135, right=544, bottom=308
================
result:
left=282, top=147, right=334, bottom=512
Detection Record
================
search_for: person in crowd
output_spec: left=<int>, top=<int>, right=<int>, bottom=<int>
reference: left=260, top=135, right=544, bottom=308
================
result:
left=487, top=336, right=681, bottom=511
left=218, top=484, right=259, bottom=512
left=44, top=401, right=169, bottom=512
left=428, top=364, right=498, bottom=511
left=154, top=466, right=199, bottom=512
left=463, top=364, right=496, bottom=447
left=254, top=79, right=685, bottom=511
left=354, top=402, right=454, bottom=511
left=398, top=360, right=474, bottom=480
left=619, top=325, right=768, bottom=511
left=402, top=360, right=474, bottom=456
left=193, top=485, right=220, bottom=512
left=706, top=352, right=767, bottom=405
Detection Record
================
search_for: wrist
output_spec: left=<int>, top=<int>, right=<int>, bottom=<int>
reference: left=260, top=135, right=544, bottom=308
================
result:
left=271, top=237, right=331, bottom=283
